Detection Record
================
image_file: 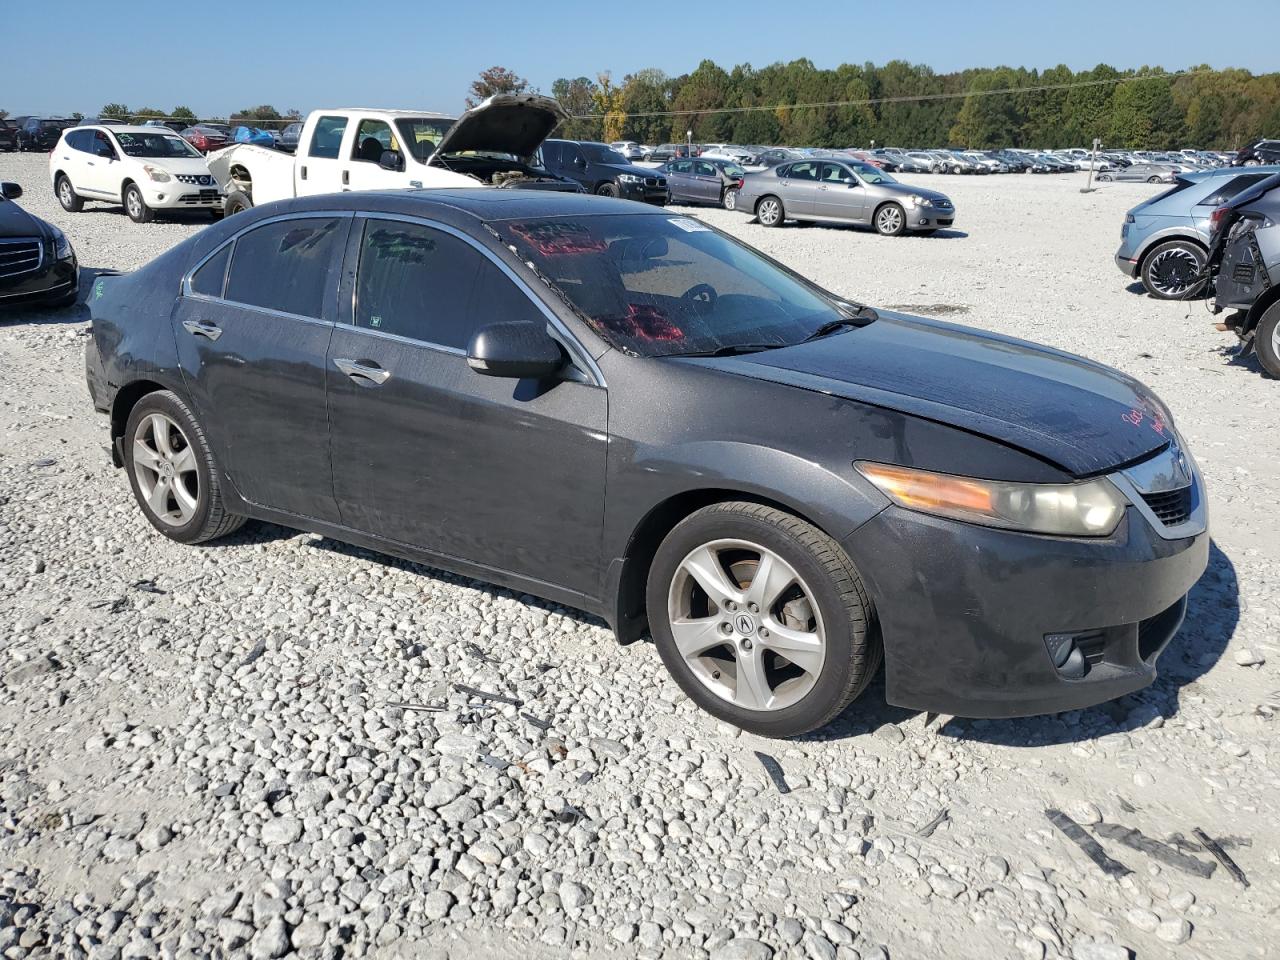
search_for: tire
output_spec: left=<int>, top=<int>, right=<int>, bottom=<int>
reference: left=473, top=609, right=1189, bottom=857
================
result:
left=596, top=182, right=619, bottom=198
left=1256, top=303, right=1280, bottom=379
left=723, top=186, right=738, bottom=211
left=56, top=175, right=84, bottom=213
left=1147, top=176, right=1161, bottom=184
left=124, top=183, right=154, bottom=223
left=647, top=501, right=880, bottom=738
left=1244, top=159, right=1260, bottom=167
left=1097, top=173, right=1113, bottom=182
left=874, top=202, right=906, bottom=237
left=123, top=390, right=246, bottom=545
left=756, top=195, right=784, bottom=227
left=1140, top=240, right=1206, bottom=300
left=223, top=189, right=253, bottom=216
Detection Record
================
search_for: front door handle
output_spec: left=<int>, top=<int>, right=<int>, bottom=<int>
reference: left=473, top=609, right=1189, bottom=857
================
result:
left=182, top=319, right=223, bottom=341
left=342, top=170, right=349, bottom=185
left=334, top=357, right=391, bottom=385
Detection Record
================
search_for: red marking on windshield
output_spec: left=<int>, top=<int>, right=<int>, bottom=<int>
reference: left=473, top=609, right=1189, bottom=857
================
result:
left=509, top=222, right=606, bottom=257
left=608, top=303, right=685, bottom=342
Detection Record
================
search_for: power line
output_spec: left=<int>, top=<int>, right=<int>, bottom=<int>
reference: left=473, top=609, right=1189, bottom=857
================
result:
left=565, top=67, right=1212, bottom=120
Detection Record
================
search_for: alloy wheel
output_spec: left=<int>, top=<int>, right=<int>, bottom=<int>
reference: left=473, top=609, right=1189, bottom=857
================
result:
left=59, top=180, right=72, bottom=207
left=132, top=412, right=200, bottom=527
left=666, top=538, right=826, bottom=712
left=876, top=206, right=903, bottom=234
left=1147, top=247, right=1202, bottom=297
left=758, top=199, right=781, bottom=225
left=724, top=188, right=738, bottom=211
left=127, top=190, right=142, bottom=219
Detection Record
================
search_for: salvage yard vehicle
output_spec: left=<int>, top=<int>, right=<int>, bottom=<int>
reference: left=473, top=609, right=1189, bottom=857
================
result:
left=207, top=95, right=581, bottom=215
left=0, top=181, right=78, bottom=308
left=539, top=140, right=669, bottom=204
left=1114, top=165, right=1280, bottom=299
left=1232, top=139, right=1280, bottom=167
left=50, top=125, right=224, bottom=223
left=17, top=117, right=72, bottom=152
left=662, top=157, right=744, bottom=208
left=84, top=188, right=1207, bottom=736
left=735, top=158, right=954, bottom=235
left=1209, top=173, right=1280, bottom=377
left=0, top=119, right=17, bottom=152
left=1096, top=162, right=1177, bottom=184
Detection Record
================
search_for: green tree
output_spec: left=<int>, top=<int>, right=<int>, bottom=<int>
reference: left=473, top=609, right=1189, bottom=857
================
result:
left=950, top=67, right=1025, bottom=147
left=551, top=76, right=599, bottom=140
left=620, top=68, right=672, bottom=144
left=466, top=66, right=529, bottom=109
left=100, top=103, right=130, bottom=121
left=130, top=106, right=167, bottom=123
left=170, top=105, right=197, bottom=123
left=592, top=72, right=626, bottom=143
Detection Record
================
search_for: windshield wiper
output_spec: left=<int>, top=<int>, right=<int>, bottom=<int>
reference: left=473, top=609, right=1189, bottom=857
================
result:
left=672, top=342, right=789, bottom=357
left=800, top=317, right=863, bottom=343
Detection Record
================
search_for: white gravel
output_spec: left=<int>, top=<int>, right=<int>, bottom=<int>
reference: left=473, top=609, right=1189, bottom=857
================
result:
left=2, top=151, right=1278, bottom=960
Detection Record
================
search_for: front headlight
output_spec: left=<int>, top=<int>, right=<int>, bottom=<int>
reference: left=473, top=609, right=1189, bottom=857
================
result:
left=143, top=164, right=171, bottom=183
left=51, top=227, right=73, bottom=260
left=618, top=174, right=643, bottom=184
left=909, top=194, right=932, bottom=207
left=856, top=462, right=1127, bottom=537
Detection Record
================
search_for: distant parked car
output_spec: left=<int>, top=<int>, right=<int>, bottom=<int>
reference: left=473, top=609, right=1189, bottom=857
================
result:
left=143, top=119, right=189, bottom=133
left=650, top=143, right=694, bottom=162
left=0, top=181, right=79, bottom=308
left=17, top=118, right=72, bottom=152
left=1098, top=162, right=1177, bottom=184
left=755, top=148, right=803, bottom=168
left=1209, top=173, right=1280, bottom=375
left=0, top=119, right=16, bottom=152
left=230, top=126, right=276, bottom=147
left=735, top=158, right=954, bottom=235
left=1114, top=166, right=1280, bottom=299
left=701, top=144, right=755, bottom=165
left=663, top=157, right=746, bottom=208
left=609, top=141, right=649, bottom=161
left=1233, top=139, right=1280, bottom=167
left=539, top=139, right=668, bottom=204
left=74, top=117, right=127, bottom=127
left=181, top=125, right=230, bottom=154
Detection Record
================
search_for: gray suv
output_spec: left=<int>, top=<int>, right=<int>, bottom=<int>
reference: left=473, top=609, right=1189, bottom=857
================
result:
left=1114, top=166, right=1280, bottom=299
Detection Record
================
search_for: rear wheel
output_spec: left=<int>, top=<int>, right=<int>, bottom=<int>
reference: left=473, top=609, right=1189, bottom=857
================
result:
left=757, top=195, right=784, bottom=227
left=874, top=202, right=906, bottom=237
left=723, top=186, right=739, bottom=211
left=223, top=189, right=253, bottom=216
left=647, top=502, right=879, bottom=737
left=124, top=183, right=154, bottom=223
left=56, top=175, right=84, bottom=212
left=1256, top=303, right=1280, bottom=378
left=1141, top=240, right=1206, bottom=300
left=124, top=391, right=245, bottom=544
left=1147, top=175, right=1162, bottom=183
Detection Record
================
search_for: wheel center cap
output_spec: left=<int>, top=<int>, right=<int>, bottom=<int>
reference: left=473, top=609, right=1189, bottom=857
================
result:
left=734, top=613, right=757, bottom=636
left=160, top=461, right=175, bottom=479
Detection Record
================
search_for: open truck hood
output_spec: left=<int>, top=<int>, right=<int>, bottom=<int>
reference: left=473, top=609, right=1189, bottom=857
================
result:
left=701, top=312, right=1173, bottom=478
left=429, top=94, right=569, bottom=165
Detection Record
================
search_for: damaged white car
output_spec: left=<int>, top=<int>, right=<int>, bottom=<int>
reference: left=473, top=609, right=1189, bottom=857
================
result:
left=206, top=94, right=582, bottom=215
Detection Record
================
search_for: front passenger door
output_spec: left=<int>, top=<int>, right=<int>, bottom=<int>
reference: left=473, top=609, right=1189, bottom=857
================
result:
left=814, top=162, right=862, bottom=221
left=326, top=217, right=608, bottom=595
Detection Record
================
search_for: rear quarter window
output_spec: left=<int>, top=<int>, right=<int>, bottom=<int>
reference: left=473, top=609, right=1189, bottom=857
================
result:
left=1198, top=175, right=1271, bottom=207
left=190, top=245, right=231, bottom=298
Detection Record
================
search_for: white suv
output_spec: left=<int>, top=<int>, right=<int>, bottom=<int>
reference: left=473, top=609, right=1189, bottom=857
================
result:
left=50, top=125, right=224, bottom=223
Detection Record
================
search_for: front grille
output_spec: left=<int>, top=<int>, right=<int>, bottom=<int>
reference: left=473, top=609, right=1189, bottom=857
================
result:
left=1232, top=262, right=1255, bottom=284
left=177, top=190, right=221, bottom=204
left=1141, top=486, right=1193, bottom=526
left=933, top=199, right=953, bottom=209
left=644, top=177, right=666, bottom=187
left=174, top=174, right=214, bottom=186
left=0, top=238, right=42, bottom=279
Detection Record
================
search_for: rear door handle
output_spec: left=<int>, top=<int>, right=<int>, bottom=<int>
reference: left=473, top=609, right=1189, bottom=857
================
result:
left=182, top=319, right=222, bottom=341
left=333, top=357, right=391, bottom=385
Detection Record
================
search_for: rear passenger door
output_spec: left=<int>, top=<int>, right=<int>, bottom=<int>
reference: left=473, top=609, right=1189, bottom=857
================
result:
left=778, top=161, right=819, bottom=215
left=172, top=214, right=351, bottom=522
left=325, top=216, right=608, bottom=595
left=297, top=115, right=350, bottom=196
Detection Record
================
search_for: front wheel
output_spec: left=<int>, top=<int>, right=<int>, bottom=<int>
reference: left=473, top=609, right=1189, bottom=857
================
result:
left=596, top=182, right=619, bottom=198
left=57, top=175, right=84, bottom=212
left=647, top=502, right=879, bottom=737
left=1256, top=303, right=1280, bottom=378
left=756, top=196, right=784, bottom=227
left=723, top=186, right=738, bottom=211
left=124, top=391, right=246, bottom=544
left=874, top=202, right=906, bottom=236
left=1141, top=240, right=1206, bottom=300
left=124, top=183, right=154, bottom=223
left=223, top=189, right=253, bottom=216
left=1147, top=176, right=1162, bottom=184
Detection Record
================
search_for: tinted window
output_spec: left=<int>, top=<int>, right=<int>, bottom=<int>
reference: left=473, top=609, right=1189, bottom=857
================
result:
left=541, top=142, right=561, bottom=165
left=1199, top=174, right=1270, bottom=207
left=820, top=162, right=853, bottom=184
left=92, top=131, right=115, bottom=157
left=65, top=129, right=93, bottom=152
left=694, top=161, right=715, bottom=176
left=786, top=162, right=819, bottom=181
left=190, top=245, right=231, bottom=298
left=225, top=218, right=345, bottom=318
left=671, top=160, right=692, bottom=174
left=354, top=220, right=485, bottom=349
left=471, top=261, right=538, bottom=329
left=308, top=115, right=348, bottom=160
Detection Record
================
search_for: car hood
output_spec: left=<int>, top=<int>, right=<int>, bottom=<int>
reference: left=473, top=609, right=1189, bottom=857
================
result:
left=430, top=93, right=570, bottom=165
left=697, top=312, right=1172, bottom=477
left=138, top=156, right=215, bottom=176
left=880, top=182, right=949, bottom=202
left=0, top=198, right=46, bottom=239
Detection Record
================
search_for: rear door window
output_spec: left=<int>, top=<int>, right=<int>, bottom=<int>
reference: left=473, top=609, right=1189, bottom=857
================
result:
left=225, top=217, right=346, bottom=319
left=787, top=162, right=819, bottom=181
left=308, top=115, right=348, bottom=160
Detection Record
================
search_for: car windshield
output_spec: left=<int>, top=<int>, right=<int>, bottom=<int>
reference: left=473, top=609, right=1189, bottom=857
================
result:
left=393, top=118, right=458, bottom=162
left=114, top=132, right=201, bottom=158
left=581, top=143, right=628, bottom=164
left=41, top=121, right=68, bottom=131
left=851, top=162, right=895, bottom=184
left=499, top=214, right=853, bottom=358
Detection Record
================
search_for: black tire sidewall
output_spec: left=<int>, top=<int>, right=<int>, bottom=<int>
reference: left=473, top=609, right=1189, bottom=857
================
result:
left=646, top=507, right=868, bottom=737
left=224, top=190, right=253, bottom=216
left=123, top=391, right=217, bottom=543
left=757, top=196, right=783, bottom=227
left=876, top=203, right=906, bottom=236
left=1256, top=305, right=1280, bottom=378
left=1141, top=241, right=1205, bottom=300
left=125, top=184, right=151, bottom=223
left=597, top=182, right=619, bottom=198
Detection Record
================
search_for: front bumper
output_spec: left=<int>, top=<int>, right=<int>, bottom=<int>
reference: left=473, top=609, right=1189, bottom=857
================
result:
left=619, top=179, right=669, bottom=206
left=142, top=180, right=225, bottom=209
left=906, top=202, right=955, bottom=230
left=0, top=242, right=79, bottom=306
left=844, top=501, right=1209, bottom=718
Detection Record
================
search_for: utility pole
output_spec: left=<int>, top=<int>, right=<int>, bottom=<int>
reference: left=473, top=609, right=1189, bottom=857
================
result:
left=1082, top=137, right=1102, bottom=193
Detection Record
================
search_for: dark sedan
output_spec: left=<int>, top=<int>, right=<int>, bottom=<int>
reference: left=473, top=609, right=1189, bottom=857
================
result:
left=663, top=157, right=746, bottom=208
left=0, top=182, right=78, bottom=308
left=0, top=119, right=17, bottom=152
left=85, top=190, right=1207, bottom=737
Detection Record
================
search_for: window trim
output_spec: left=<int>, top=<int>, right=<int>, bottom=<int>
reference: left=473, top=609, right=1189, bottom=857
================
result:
left=181, top=211, right=356, bottom=325
left=343, top=213, right=604, bottom=386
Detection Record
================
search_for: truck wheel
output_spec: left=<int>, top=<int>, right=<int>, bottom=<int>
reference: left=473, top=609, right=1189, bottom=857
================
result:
left=224, top=189, right=253, bottom=216
left=124, top=184, right=155, bottom=224
left=1256, top=303, right=1280, bottom=379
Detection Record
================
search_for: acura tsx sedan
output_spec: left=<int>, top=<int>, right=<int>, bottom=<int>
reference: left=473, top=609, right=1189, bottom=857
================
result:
left=85, top=190, right=1207, bottom=737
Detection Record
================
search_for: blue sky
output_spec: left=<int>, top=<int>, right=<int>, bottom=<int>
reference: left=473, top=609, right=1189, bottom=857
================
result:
left=2, top=0, right=1274, bottom=119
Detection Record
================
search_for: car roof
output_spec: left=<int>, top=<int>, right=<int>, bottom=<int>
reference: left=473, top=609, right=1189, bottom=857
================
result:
left=80, top=124, right=185, bottom=135
left=326, top=108, right=453, bottom=119
left=273, top=189, right=672, bottom=226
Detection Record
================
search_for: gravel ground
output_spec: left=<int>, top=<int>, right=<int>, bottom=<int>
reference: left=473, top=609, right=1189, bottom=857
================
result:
left=1, top=151, right=1278, bottom=960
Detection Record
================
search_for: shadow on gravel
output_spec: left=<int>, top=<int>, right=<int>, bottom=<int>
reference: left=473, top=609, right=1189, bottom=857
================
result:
left=72, top=204, right=222, bottom=226
left=1219, top=343, right=1273, bottom=378
left=0, top=265, right=114, bottom=327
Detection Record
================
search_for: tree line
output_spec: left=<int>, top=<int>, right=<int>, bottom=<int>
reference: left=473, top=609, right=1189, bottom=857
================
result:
left=476, top=60, right=1280, bottom=150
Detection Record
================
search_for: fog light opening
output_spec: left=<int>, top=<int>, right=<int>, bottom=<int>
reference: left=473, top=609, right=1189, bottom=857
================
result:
left=1045, top=632, right=1088, bottom=680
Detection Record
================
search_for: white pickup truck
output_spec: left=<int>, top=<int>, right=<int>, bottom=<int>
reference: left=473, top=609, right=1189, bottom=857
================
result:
left=206, top=94, right=581, bottom=214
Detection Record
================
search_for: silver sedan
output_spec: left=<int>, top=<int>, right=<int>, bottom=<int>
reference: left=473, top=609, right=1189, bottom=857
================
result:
left=735, top=159, right=956, bottom=235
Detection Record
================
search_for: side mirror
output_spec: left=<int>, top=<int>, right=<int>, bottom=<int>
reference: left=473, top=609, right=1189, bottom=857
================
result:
left=379, top=149, right=404, bottom=172
left=467, top=322, right=564, bottom=380
left=574, top=156, right=587, bottom=167
left=1, top=182, right=22, bottom=200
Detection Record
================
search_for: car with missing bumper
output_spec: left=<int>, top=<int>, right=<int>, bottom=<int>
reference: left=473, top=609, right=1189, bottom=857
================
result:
left=85, top=189, right=1207, bottom=737
left=1209, top=172, right=1280, bottom=377
left=735, top=158, right=954, bottom=235
left=0, top=181, right=78, bottom=308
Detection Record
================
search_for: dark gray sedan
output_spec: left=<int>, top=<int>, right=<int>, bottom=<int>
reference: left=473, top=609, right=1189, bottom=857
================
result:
left=736, top=159, right=956, bottom=235
left=662, top=157, right=747, bottom=208
left=85, top=190, right=1206, bottom=737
